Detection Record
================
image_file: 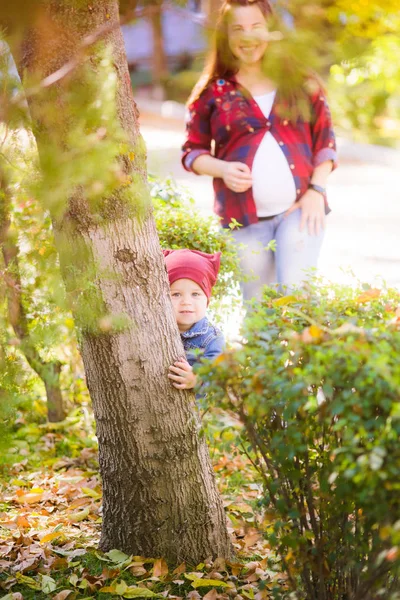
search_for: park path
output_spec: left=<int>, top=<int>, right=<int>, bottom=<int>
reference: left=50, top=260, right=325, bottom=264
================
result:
left=140, top=111, right=400, bottom=289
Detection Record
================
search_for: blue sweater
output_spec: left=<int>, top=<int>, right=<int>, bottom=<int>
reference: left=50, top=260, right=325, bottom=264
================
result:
left=181, top=316, right=225, bottom=367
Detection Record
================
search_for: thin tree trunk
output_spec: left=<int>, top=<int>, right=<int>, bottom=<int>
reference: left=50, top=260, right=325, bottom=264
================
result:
left=150, top=2, right=168, bottom=90
left=0, top=166, right=66, bottom=422
left=9, top=0, right=231, bottom=562
left=205, top=0, right=222, bottom=26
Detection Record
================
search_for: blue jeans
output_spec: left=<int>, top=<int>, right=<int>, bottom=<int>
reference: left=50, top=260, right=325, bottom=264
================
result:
left=232, top=209, right=326, bottom=301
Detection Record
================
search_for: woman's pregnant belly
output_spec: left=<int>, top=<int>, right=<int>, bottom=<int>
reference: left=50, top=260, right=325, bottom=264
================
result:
left=252, top=132, right=297, bottom=217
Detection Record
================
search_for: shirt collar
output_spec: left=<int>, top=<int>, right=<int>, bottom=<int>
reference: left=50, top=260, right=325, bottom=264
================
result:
left=181, top=316, right=209, bottom=338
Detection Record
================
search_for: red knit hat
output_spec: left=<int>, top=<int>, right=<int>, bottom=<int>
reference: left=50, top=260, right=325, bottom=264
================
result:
left=163, top=249, right=221, bottom=301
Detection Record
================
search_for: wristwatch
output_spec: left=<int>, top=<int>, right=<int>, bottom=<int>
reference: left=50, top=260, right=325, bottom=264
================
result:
left=308, top=183, right=326, bottom=197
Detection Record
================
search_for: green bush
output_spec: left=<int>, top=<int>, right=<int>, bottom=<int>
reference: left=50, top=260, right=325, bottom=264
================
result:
left=163, top=70, right=201, bottom=104
left=150, top=176, right=242, bottom=316
left=199, top=282, right=400, bottom=599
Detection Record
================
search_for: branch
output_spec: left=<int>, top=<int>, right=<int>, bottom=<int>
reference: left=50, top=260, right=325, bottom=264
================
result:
left=0, top=165, right=65, bottom=421
left=8, top=4, right=162, bottom=109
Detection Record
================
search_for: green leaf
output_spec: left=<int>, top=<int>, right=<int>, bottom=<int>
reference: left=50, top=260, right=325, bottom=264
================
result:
left=105, top=549, right=131, bottom=564
left=115, top=581, right=128, bottom=594
left=41, top=575, right=57, bottom=594
left=15, top=573, right=41, bottom=590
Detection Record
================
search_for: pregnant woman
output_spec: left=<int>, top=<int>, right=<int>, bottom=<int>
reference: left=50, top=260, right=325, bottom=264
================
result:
left=182, top=0, right=337, bottom=300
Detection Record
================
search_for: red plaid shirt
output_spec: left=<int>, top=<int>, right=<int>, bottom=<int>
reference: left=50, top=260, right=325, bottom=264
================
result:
left=182, top=76, right=337, bottom=227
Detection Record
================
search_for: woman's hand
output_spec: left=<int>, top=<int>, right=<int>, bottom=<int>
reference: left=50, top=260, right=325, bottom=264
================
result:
left=285, top=189, right=325, bottom=236
left=221, top=161, right=253, bottom=193
left=168, top=358, right=197, bottom=390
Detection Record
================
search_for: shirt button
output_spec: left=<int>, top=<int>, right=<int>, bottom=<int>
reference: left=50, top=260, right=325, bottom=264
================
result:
left=329, top=142, right=334, bottom=147
left=283, top=120, right=288, bottom=126
left=297, top=188, right=301, bottom=194
left=279, top=141, right=284, bottom=146
left=266, top=121, right=270, bottom=126
left=290, top=164, right=295, bottom=170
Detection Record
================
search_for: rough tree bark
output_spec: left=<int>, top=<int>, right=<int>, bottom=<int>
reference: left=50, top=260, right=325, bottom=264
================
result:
left=0, top=165, right=66, bottom=422
left=7, top=0, right=231, bottom=562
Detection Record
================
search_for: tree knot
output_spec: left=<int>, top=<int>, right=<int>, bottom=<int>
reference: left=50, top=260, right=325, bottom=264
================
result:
left=115, top=248, right=137, bottom=264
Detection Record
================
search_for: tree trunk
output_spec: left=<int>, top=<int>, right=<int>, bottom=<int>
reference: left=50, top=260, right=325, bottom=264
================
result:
left=150, top=2, right=168, bottom=91
left=0, top=165, right=66, bottom=422
left=9, top=0, right=231, bottom=562
left=205, top=0, right=222, bottom=25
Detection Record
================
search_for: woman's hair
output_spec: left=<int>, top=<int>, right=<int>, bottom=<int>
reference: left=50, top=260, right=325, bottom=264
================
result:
left=187, top=0, right=321, bottom=122
left=187, top=0, right=274, bottom=106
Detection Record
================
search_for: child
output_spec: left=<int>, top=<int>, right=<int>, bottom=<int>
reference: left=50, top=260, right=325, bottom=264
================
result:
left=163, top=249, right=225, bottom=390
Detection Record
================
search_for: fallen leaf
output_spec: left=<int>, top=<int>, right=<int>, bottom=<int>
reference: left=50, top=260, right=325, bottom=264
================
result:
left=243, top=532, right=261, bottom=548
left=173, top=562, right=186, bottom=575
left=15, top=491, right=44, bottom=505
left=123, top=588, right=158, bottom=598
left=81, top=487, right=101, bottom=499
left=15, top=572, right=41, bottom=590
left=40, top=531, right=63, bottom=544
left=192, top=579, right=229, bottom=589
left=15, top=515, right=31, bottom=529
left=153, top=558, right=168, bottom=578
left=105, top=549, right=131, bottom=564
left=115, top=580, right=129, bottom=594
left=203, top=590, right=218, bottom=600
left=67, top=507, right=90, bottom=523
left=53, top=591, right=73, bottom=600
left=41, top=574, right=57, bottom=593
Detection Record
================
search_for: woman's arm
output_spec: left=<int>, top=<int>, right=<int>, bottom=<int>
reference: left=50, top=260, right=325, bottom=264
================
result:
left=285, top=159, right=333, bottom=236
left=192, top=154, right=252, bottom=193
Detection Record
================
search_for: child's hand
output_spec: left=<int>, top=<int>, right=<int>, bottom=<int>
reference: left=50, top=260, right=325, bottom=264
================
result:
left=168, top=357, right=197, bottom=390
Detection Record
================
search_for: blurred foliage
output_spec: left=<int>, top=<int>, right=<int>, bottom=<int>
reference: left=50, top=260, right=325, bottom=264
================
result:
left=199, top=281, right=400, bottom=598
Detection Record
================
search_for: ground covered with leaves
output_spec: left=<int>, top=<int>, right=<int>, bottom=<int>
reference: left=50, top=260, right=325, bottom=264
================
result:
left=0, top=409, right=286, bottom=600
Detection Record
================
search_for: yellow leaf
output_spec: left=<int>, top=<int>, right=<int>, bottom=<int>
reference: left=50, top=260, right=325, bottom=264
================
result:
left=81, top=487, right=101, bottom=499
left=273, top=295, right=298, bottom=307
left=40, top=531, right=62, bottom=544
left=68, top=507, right=90, bottom=523
left=115, top=580, right=128, bottom=594
left=153, top=558, right=168, bottom=577
left=192, top=579, right=229, bottom=589
left=309, top=325, right=323, bottom=339
left=11, top=479, right=30, bottom=487
left=15, top=573, right=41, bottom=590
left=129, top=152, right=135, bottom=161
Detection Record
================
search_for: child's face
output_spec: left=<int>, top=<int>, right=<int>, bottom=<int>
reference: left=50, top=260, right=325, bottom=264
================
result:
left=170, top=279, right=208, bottom=332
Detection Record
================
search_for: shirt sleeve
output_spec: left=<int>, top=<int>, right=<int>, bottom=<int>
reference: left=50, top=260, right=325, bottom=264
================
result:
left=310, top=88, right=338, bottom=170
left=181, top=87, right=213, bottom=173
left=202, top=332, right=225, bottom=362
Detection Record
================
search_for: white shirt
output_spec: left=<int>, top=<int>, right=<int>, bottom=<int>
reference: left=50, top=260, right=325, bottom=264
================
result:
left=252, top=91, right=297, bottom=217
